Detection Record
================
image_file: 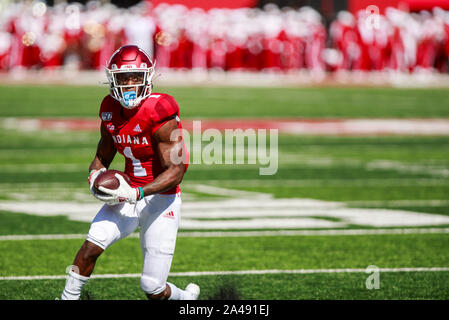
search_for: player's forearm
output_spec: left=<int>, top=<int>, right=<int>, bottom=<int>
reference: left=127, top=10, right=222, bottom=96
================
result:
left=89, top=142, right=116, bottom=172
left=141, top=165, right=184, bottom=196
left=89, top=154, right=111, bottom=172
left=89, top=160, right=104, bottom=173
left=91, top=125, right=116, bottom=173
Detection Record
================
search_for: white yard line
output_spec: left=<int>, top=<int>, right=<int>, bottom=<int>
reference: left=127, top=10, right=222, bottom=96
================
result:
left=194, top=179, right=449, bottom=187
left=1, top=267, right=449, bottom=281
left=2, top=195, right=449, bottom=227
left=0, top=234, right=90, bottom=241
left=1, top=227, right=449, bottom=241
left=0, top=163, right=86, bottom=173
left=188, top=184, right=271, bottom=199
left=177, top=228, right=449, bottom=237
left=3, top=178, right=449, bottom=189
left=366, top=160, right=449, bottom=177
left=346, top=200, right=449, bottom=207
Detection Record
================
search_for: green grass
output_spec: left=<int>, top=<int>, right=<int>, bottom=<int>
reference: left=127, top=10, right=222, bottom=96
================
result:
left=1, top=129, right=449, bottom=203
left=2, top=85, right=449, bottom=118
left=229, top=185, right=449, bottom=202
left=0, top=211, right=90, bottom=235
left=0, top=233, right=448, bottom=299
left=1, top=233, right=448, bottom=276
left=2, top=272, right=449, bottom=300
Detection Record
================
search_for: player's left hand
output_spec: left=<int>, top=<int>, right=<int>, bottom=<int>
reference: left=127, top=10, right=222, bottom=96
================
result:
left=98, top=174, right=139, bottom=205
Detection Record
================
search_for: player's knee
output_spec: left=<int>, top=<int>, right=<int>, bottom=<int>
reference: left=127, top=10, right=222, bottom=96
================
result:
left=140, top=275, right=166, bottom=295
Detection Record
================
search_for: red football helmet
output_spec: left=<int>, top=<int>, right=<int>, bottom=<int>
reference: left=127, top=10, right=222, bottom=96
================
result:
left=106, top=45, right=155, bottom=109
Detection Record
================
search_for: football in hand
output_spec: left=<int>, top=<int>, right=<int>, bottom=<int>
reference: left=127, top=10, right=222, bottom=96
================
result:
left=93, top=170, right=131, bottom=196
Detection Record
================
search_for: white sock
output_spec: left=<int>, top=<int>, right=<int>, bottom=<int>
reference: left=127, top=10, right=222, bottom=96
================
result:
left=167, top=282, right=190, bottom=300
left=61, top=270, right=90, bottom=300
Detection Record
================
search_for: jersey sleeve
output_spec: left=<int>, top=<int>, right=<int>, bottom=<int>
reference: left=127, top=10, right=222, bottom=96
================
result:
left=150, top=94, right=180, bottom=134
left=98, top=95, right=113, bottom=119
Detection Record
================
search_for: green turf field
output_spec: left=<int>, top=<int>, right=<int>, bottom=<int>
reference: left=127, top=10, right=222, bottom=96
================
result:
left=1, top=85, right=449, bottom=118
left=0, top=84, right=448, bottom=300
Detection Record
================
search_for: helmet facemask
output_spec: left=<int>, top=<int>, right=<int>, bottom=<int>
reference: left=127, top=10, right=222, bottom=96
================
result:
left=106, top=65, right=155, bottom=109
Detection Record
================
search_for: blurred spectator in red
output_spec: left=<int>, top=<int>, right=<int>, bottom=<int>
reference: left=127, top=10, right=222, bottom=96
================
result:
left=329, top=11, right=359, bottom=70
left=0, top=1, right=448, bottom=75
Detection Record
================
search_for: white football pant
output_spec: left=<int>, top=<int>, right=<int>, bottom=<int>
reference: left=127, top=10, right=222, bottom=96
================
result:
left=86, top=192, right=181, bottom=295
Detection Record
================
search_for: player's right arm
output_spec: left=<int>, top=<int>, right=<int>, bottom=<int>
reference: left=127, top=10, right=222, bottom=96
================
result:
left=88, top=123, right=117, bottom=193
left=89, top=123, right=117, bottom=172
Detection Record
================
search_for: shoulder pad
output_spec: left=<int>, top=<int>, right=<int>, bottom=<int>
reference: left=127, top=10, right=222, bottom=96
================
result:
left=147, top=93, right=179, bottom=124
left=99, top=95, right=117, bottom=119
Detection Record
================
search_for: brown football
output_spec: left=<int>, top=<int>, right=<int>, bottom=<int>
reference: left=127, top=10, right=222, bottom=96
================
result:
left=93, top=170, right=131, bottom=196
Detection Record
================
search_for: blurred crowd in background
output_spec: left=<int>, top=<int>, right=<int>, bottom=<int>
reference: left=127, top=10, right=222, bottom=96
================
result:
left=1, top=0, right=449, bottom=74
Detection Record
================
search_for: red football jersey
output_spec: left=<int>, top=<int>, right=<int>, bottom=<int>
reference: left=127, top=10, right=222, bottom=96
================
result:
left=99, top=93, right=189, bottom=194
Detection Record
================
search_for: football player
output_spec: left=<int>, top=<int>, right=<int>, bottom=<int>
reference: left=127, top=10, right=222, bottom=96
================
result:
left=61, top=45, right=199, bottom=300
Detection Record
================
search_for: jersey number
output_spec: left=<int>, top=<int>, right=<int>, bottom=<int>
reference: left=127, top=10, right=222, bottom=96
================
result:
left=123, top=147, right=147, bottom=177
